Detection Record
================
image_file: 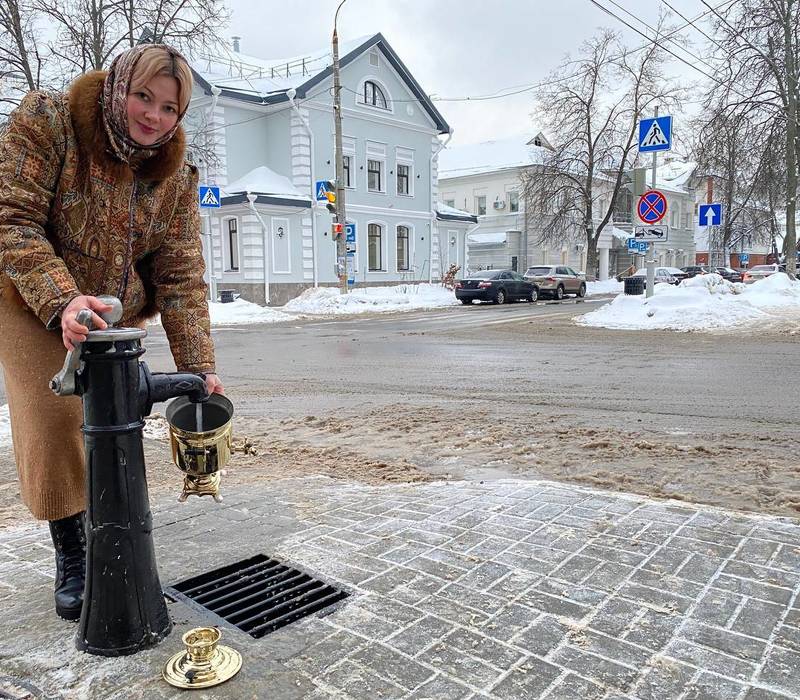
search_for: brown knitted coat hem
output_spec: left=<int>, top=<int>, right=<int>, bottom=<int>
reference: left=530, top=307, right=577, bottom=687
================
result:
left=0, top=288, right=85, bottom=520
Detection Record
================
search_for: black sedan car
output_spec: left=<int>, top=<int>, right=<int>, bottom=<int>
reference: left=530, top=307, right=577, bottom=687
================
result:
left=455, top=270, right=539, bottom=305
left=715, top=266, right=743, bottom=282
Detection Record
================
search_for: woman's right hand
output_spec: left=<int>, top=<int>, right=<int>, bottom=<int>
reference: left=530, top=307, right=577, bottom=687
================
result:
left=61, top=295, right=114, bottom=350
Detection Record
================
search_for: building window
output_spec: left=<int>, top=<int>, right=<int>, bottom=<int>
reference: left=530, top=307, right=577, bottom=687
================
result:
left=509, top=191, right=519, bottom=213
left=363, top=81, right=387, bottom=109
left=476, top=195, right=486, bottom=216
left=396, top=225, right=410, bottom=271
left=397, top=163, right=410, bottom=196
left=368, top=223, right=383, bottom=270
left=226, top=218, right=239, bottom=271
left=444, top=198, right=455, bottom=208
left=511, top=256, right=518, bottom=272
left=342, top=154, right=352, bottom=188
left=368, top=159, right=383, bottom=192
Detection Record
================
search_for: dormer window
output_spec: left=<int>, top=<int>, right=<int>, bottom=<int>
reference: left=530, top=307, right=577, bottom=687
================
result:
left=363, top=80, right=387, bottom=109
left=533, top=137, right=542, bottom=147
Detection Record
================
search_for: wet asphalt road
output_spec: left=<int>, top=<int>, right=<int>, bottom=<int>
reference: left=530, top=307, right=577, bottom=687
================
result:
left=3, top=297, right=798, bottom=441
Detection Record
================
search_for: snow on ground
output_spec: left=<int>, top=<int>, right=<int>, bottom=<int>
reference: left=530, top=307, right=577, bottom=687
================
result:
left=586, top=279, right=624, bottom=296
left=283, top=283, right=459, bottom=316
left=577, top=273, right=800, bottom=332
left=0, top=404, right=10, bottom=444
left=209, top=298, right=295, bottom=325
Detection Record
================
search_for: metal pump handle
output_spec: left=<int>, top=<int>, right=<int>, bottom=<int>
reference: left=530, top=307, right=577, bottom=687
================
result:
left=49, top=296, right=123, bottom=396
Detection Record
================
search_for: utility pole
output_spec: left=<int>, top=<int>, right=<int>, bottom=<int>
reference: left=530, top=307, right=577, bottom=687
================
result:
left=332, top=1, right=348, bottom=293
left=645, top=105, right=658, bottom=299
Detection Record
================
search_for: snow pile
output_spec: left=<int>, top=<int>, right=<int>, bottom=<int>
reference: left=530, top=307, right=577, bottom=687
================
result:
left=0, top=404, right=10, bottom=444
left=209, top=298, right=295, bottom=325
left=283, top=283, right=459, bottom=315
left=586, top=279, right=624, bottom=296
left=577, top=273, right=800, bottom=332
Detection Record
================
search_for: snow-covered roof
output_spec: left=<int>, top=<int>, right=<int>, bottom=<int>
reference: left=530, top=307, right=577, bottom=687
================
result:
left=657, top=159, right=696, bottom=188
left=652, top=159, right=696, bottom=194
left=190, top=33, right=450, bottom=134
left=223, top=166, right=309, bottom=201
left=468, top=232, right=507, bottom=245
left=438, top=134, right=547, bottom=179
left=611, top=226, right=631, bottom=243
left=193, top=36, right=371, bottom=97
left=435, top=201, right=478, bottom=223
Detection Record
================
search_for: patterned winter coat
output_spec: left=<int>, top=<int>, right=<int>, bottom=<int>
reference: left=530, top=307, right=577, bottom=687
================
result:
left=0, top=71, right=214, bottom=373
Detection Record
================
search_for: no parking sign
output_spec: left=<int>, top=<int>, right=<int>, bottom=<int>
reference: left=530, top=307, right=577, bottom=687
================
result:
left=637, top=190, right=667, bottom=224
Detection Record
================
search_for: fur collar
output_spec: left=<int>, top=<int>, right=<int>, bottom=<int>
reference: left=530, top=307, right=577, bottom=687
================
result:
left=67, top=71, right=187, bottom=182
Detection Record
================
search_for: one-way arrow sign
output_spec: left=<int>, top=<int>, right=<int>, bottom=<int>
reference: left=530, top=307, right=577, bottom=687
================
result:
left=699, top=203, right=722, bottom=227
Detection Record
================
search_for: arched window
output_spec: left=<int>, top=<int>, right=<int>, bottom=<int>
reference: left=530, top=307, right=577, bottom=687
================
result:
left=368, top=223, right=383, bottom=271
left=363, top=80, right=387, bottom=109
left=396, top=225, right=410, bottom=271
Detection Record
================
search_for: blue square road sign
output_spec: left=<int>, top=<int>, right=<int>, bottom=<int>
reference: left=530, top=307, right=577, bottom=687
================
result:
left=698, top=203, right=722, bottom=227
left=639, top=116, right=673, bottom=153
left=199, top=186, right=221, bottom=208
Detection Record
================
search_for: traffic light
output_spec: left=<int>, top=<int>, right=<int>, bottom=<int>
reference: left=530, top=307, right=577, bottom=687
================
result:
left=323, top=181, right=336, bottom=215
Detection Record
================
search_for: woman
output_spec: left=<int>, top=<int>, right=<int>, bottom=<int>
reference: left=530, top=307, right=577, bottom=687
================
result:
left=0, top=44, right=223, bottom=621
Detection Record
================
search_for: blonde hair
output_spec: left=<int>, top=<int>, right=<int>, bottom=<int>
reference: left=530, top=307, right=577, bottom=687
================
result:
left=129, top=46, right=193, bottom=115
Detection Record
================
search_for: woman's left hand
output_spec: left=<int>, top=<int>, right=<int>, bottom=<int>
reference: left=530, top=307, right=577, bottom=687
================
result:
left=205, top=373, right=225, bottom=395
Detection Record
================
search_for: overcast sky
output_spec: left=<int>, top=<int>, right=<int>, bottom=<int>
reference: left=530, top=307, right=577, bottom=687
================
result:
left=227, top=0, right=712, bottom=147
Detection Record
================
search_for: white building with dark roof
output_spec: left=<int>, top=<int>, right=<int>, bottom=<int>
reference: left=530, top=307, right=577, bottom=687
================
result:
left=185, top=33, right=454, bottom=304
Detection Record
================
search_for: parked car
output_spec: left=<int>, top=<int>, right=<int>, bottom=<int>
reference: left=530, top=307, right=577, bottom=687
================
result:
left=523, top=265, right=586, bottom=299
left=715, top=267, right=743, bottom=283
left=631, top=267, right=678, bottom=287
left=680, top=265, right=717, bottom=278
left=742, top=264, right=781, bottom=283
left=663, top=267, right=689, bottom=284
left=455, top=270, right=539, bottom=305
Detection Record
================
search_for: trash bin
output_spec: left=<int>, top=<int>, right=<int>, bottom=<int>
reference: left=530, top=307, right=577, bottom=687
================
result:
left=219, top=289, right=236, bottom=303
left=624, top=276, right=645, bottom=295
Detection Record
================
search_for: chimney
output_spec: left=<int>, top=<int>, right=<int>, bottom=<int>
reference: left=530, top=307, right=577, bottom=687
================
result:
left=232, top=36, right=241, bottom=53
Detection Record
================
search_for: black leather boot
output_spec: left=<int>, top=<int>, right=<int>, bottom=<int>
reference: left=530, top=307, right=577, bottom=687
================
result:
left=48, top=511, right=86, bottom=621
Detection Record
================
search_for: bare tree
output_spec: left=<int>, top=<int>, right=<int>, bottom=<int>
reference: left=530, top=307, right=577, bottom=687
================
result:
left=692, top=103, right=782, bottom=261
left=27, top=0, right=229, bottom=79
left=702, top=0, right=800, bottom=272
left=522, top=27, right=683, bottom=279
left=0, top=0, right=47, bottom=110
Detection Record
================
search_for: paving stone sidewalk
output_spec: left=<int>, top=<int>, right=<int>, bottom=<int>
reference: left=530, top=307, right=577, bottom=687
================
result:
left=1, top=476, right=799, bottom=700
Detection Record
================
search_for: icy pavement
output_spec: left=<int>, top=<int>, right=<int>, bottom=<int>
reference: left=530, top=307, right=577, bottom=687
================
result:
left=577, top=273, right=800, bottom=332
left=1, top=476, right=799, bottom=699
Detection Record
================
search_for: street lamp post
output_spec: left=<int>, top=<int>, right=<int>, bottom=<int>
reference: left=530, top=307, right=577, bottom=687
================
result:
left=333, top=0, right=348, bottom=293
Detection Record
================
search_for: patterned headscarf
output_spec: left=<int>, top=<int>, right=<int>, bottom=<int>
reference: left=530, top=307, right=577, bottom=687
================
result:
left=101, top=44, right=189, bottom=164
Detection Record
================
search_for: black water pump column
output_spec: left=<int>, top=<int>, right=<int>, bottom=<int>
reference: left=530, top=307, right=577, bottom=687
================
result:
left=50, top=296, right=208, bottom=656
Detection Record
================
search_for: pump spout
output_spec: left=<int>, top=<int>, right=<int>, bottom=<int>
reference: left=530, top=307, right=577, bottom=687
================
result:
left=139, top=365, right=208, bottom=417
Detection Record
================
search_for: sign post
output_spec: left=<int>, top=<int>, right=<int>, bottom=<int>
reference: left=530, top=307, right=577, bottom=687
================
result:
left=198, top=186, right=221, bottom=302
left=638, top=108, right=672, bottom=298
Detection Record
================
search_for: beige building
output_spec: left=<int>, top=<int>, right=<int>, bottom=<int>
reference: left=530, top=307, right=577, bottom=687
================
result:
left=438, top=135, right=697, bottom=279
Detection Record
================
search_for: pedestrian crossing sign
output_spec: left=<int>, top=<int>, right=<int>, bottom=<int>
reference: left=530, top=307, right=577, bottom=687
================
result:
left=199, top=186, right=221, bottom=208
left=638, top=116, right=672, bottom=153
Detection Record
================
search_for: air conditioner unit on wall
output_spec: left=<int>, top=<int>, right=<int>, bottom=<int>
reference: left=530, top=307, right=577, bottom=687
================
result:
left=493, top=200, right=506, bottom=210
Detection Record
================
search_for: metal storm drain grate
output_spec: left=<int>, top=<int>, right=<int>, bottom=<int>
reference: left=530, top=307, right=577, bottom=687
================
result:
left=166, top=554, right=349, bottom=639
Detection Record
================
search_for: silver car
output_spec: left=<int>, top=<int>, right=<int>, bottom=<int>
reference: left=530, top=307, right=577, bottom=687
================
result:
left=742, top=264, right=781, bottom=283
left=523, top=265, right=586, bottom=299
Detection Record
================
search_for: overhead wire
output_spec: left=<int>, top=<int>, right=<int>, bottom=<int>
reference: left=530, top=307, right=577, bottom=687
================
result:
left=601, top=0, right=719, bottom=73
left=194, top=0, right=741, bottom=138
left=334, top=0, right=738, bottom=106
left=660, top=0, right=723, bottom=47
left=585, top=0, right=753, bottom=102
